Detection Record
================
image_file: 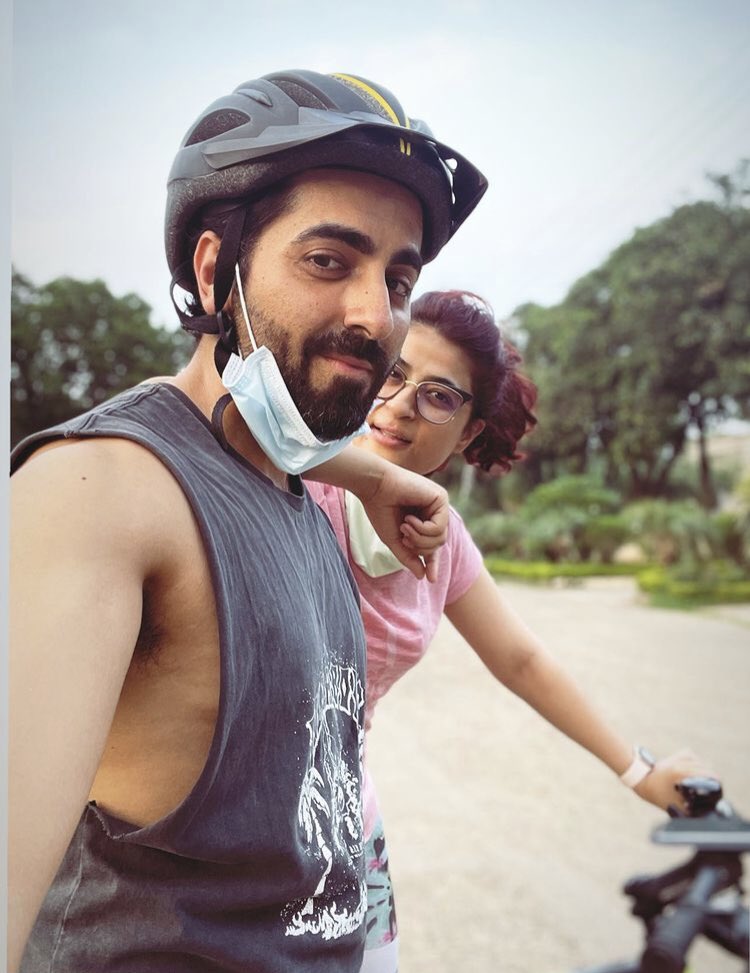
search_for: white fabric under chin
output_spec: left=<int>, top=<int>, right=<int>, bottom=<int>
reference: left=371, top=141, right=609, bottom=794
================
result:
left=344, top=490, right=404, bottom=578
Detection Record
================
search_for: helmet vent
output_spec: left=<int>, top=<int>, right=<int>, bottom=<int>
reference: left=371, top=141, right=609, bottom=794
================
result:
left=333, top=76, right=390, bottom=120
left=185, top=109, right=251, bottom=146
left=273, top=80, right=326, bottom=110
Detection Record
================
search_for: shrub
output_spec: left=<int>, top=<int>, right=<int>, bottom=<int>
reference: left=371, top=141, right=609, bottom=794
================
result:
left=636, top=561, right=750, bottom=607
left=709, top=511, right=745, bottom=565
left=468, top=512, right=523, bottom=556
left=521, top=474, right=622, bottom=519
left=622, top=499, right=719, bottom=565
left=517, top=507, right=590, bottom=562
left=730, top=473, right=750, bottom=564
left=580, top=514, right=632, bottom=563
left=518, top=476, right=626, bottom=562
left=470, top=474, right=750, bottom=579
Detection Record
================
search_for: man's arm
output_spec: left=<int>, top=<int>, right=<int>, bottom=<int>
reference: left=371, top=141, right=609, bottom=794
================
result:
left=8, top=440, right=156, bottom=971
left=305, top=445, right=448, bottom=581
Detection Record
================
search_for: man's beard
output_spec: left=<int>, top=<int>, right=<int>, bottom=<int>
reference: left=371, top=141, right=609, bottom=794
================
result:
left=238, top=301, right=393, bottom=441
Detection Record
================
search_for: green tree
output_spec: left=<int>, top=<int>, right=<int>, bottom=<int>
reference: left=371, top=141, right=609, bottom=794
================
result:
left=516, top=286, right=619, bottom=486
left=604, top=180, right=750, bottom=504
left=11, top=271, right=193, bottom=447
left=517, top=162, right=750, bottom=505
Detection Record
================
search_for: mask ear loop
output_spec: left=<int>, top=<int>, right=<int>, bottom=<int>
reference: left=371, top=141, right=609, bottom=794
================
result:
left=211, top=205, right=248, bottom=376
left=234, top=263, right=259, bottom=355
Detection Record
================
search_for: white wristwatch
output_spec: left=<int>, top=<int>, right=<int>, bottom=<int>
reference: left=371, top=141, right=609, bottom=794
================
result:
left=619, top=745, right=656, bottom=788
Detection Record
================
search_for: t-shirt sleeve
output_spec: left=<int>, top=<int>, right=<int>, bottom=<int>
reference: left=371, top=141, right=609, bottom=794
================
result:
left=445, top=506, right=484, bottom=605
left=303, top=478, right=327, bottom=507
left=303, top=480, right=349, bottom=552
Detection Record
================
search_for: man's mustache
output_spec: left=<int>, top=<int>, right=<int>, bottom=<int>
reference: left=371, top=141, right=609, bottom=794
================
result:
left=304, top=330, right=392, bottom=382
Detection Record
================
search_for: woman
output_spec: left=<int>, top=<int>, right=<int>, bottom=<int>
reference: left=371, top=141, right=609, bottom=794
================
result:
left=307, top=290, right=710, bottom=973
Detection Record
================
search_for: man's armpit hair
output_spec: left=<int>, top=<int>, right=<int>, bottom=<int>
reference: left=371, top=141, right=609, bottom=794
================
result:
left=134, top=581, right=164, bottom=664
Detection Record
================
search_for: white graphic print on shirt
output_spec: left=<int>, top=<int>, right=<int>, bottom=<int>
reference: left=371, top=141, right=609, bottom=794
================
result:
left=283, top=662, right=367, bottom=940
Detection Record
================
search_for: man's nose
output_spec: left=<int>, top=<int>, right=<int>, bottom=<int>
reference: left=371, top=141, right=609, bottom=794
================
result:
left=342, top=276, right=396, bottom=342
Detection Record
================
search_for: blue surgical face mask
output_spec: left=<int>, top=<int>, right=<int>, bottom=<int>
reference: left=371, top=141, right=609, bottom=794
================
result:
left=221, top=264, right=369, bottom=475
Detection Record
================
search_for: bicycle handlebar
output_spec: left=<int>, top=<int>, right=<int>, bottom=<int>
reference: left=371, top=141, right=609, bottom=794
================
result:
left=575, top=779, right=747, bottom=973
left=639, top=862, right=732, bottom=973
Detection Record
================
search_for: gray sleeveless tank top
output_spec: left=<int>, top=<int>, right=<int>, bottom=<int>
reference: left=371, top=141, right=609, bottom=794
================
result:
left=12, top=383, right=368, bottom=972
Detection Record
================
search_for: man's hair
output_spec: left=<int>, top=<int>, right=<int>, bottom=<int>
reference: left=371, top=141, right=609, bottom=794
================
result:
left=181, top=178, right=299, bottom=321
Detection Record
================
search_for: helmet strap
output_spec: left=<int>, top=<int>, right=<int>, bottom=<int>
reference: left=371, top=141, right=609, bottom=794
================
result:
left=213, top=311, right=235, bottom=376
left=211, top=205, right=247, bottom=322
left=170, top=260, right=208, bottom=328
left=170, top=204, right=249, bottom=377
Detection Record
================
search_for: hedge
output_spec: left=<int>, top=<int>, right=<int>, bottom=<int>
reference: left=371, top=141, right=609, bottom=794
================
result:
left=484, top=559, right=750, bottom=607
left=483, top=558, right=640, bottom=581
left=635, top=566, right=750, bottom=607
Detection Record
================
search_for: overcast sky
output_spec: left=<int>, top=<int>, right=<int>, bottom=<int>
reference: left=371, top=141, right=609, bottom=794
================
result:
left=12, top=0, right=750, bottom=329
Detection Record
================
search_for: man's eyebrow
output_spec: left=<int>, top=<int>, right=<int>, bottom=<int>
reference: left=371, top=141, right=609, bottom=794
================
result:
left=294, top=223, right=375, bottom=254
left=391, top=247, right=423, bottom=275
left=293, top=223, right=423, bottom=274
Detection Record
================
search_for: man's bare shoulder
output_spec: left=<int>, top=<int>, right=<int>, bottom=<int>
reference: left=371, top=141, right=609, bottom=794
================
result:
left=12, top=436, right=191, bottom=573
left=13, top=435, right=182, bottom=499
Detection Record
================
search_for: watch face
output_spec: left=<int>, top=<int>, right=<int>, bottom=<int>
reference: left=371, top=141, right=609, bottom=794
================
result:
left=637, top=746, right=656, bottom=768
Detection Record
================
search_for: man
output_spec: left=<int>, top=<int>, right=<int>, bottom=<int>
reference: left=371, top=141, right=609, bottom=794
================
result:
left=9, top=70, right=487, bottom=972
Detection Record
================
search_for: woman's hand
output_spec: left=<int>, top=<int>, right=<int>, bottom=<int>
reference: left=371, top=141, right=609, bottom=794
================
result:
left=634, top=748, right=718, bottom=812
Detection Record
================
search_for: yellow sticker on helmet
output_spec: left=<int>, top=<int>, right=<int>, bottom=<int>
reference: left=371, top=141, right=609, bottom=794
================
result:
left=332, top=72, right=412, bottom=156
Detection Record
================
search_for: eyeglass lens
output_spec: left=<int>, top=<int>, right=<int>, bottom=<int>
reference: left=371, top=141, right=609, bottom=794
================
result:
left=379, top=371, right=463, bottom=423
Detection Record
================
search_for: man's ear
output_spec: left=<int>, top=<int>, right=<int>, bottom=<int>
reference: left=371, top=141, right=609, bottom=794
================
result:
left=454, top=417, right=485, bottom=455
left=193, top=231, right=222, bottom=315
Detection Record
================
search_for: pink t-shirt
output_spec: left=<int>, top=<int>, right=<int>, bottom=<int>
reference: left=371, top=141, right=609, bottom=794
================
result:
left=307, top=481, right=483, bottom=838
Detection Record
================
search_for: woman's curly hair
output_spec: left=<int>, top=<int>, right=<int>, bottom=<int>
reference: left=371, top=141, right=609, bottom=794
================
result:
left=410, top=290, right=538, bottom=474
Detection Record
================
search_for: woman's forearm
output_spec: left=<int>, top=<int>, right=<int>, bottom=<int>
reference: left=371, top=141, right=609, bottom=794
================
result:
left=445, top=570, right=714, bottom=810
left=502, top=646, right=634, bottom=775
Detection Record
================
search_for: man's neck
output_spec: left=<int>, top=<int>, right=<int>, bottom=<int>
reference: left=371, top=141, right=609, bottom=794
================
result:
left=171, top=338, right=290, bottom=491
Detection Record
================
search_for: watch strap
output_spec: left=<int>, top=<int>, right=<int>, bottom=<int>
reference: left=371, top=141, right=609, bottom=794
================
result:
left=619, top=746, right=656, bottom=788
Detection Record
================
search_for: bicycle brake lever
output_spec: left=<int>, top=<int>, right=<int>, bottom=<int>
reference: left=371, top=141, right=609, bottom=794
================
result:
left=715, top=797, right=734, bottom=818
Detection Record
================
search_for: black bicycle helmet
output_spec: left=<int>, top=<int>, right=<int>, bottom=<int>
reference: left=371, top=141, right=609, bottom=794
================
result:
left=166, top=69, right=488, bottom=335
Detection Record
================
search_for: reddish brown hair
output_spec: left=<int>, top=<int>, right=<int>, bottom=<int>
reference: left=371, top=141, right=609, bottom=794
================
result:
left=410, top=290, right=537, bottom=473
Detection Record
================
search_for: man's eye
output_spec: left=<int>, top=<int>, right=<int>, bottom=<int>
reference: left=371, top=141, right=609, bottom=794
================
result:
left=387, top=276, right=413, bottom=299
left=308, top=254, right=345, bottom=271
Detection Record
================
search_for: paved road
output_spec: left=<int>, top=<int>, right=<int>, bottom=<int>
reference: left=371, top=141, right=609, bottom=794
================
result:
left=367, top=578, right=750, bottom=973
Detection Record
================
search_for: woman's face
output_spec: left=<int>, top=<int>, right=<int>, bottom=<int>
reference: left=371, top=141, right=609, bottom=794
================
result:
left=356, top=323, right=485, bottom=475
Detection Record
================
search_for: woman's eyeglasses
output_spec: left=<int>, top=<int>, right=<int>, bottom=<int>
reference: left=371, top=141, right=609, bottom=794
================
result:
left=377, top=363, right=473, bottom=425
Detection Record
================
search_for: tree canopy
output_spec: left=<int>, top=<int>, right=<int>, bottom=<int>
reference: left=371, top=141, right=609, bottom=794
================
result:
left=11, top=272, right=193, bottom=448
left=513, top=162, right=750, bottom=506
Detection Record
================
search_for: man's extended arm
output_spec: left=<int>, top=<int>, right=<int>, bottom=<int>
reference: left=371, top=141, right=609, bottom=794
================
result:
left=8, top=440, right=155, bottom=971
